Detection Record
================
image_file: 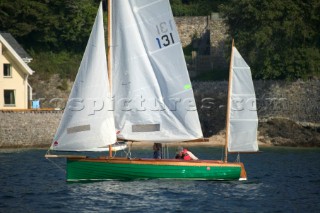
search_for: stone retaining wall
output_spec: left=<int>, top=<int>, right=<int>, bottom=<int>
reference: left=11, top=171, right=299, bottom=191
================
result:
left=0, top=80, right=319, bottom=147
left=175, top=13, right=226, bottom=50
left=175, top=14, right=229, bottom=72
left=0, top=111, right=62, bottom=148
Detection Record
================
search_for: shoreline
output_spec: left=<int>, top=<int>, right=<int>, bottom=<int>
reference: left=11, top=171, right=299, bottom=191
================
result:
left=0, top=141, right=301, bottom=150
left=2, top=117, right=320, bottom=149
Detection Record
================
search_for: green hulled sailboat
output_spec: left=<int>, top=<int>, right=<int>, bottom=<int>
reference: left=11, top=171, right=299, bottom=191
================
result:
left=46, top=0, right=258, bottom=182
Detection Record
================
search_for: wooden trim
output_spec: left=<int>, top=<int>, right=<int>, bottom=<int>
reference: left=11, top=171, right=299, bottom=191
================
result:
left=0, top=35, right=34, bottom=75
left=183, top=138, right=210, bottom=142
left=115, top=138, right=209, bottom=143
left=239, top=163, right=247, bottom=180
left=68, top=157, right=243, bottom=167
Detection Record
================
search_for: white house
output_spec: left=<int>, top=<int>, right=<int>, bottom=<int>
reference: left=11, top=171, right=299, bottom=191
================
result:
left=0, top=32, right=34, bottom=109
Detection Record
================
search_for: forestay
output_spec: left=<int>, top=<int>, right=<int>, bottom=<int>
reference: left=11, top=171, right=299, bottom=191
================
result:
left=227, top=47, right=258, bottom=152
left=112, top=0, right=203, bottom=142
left=50, top=3, right=116, bottom=151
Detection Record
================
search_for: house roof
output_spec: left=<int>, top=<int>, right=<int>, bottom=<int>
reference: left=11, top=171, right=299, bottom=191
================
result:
left=0, top=32, right=34, bottom=75
left=0, top=32, right=32, bottom=62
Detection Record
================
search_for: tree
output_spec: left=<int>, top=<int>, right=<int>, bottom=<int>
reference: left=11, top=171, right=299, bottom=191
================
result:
left=0, top=0, right=47, bottom=37
left=170, top=0, right=230, bottom=16
left=0, top=0, right=99, bottom=52
left=220, top=0, right=320, bottom=79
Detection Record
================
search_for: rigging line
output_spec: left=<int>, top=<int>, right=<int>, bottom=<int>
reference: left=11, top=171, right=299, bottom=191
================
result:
left=220, top=145, right=224, bottom=161
left=236, top=153, right=241, bottom=163
left=115, top=141, right=125, bottom=158
left=46, top=157, right=65, bottom=173
left=149, top=42, right=181, bottom=55
left=132, top=0, right=163, bottom=12
left=123, top=148, right=131, bottom=158
left=112, top=141, right=127, bottom=158
left=125, top=141, right=133, bottom=159
left=112, top=144, right=117, bottom=158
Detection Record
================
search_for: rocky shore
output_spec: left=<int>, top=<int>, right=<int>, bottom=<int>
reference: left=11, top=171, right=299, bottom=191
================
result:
left=258, top=118, right=320, bottom=147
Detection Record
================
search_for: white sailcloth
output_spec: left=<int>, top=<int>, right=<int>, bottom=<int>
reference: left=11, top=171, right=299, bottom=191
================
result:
left=227, top=46, right=259, bottom=152
left=111, top=0, right=203, bottom=142
left=50, top=3, right=116, bottom=151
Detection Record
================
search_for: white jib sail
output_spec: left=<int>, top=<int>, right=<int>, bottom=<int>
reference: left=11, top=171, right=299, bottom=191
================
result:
left=111, top=0, right=203, bottom=142
left=50, top=3, right=116, bottom=151
left=228, top=47, right=259, bottom=152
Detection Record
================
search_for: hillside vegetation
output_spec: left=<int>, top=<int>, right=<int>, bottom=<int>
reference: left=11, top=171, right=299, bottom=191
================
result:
left=0, top=0, right=319, bottom=81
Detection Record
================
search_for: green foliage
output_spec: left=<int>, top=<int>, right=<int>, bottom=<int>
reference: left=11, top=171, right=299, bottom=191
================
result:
left=2, top=0, right=228, bottom=50
left=0, top=0, right=47, bottom=37
left=170, top=0, right=230, bottom=16
left=192, top=69, right=228, bottom=81
left=28, top=51, right=82, bottom=81
left=0, top=0, right=99, bottom=52
left=220, top=0, right=320, bottom=80
left=0, top=0, right=100, bottom=81
left=2, top=0, right=318, bottom=81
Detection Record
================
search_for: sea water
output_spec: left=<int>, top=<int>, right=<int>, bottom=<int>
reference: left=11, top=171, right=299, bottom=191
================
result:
left=0, top=147, right=319, bottom=213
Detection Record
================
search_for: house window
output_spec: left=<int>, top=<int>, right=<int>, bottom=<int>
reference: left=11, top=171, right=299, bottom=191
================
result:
left=3, top=64, right=12, bottom=77
left=4, top=90, right=15, bottom=106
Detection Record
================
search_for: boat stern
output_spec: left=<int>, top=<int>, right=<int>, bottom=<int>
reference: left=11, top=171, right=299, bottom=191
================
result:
left=239, top=163, right=247, bottom=181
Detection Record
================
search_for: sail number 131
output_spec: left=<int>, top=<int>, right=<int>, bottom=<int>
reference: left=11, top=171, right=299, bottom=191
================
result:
left=155, top=21, right=175, bottom=49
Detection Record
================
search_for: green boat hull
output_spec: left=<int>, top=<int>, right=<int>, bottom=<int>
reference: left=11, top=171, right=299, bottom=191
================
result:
left=66, top=158, right=246, bottom=182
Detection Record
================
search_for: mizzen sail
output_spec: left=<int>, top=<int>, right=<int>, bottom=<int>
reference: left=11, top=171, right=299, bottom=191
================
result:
left=50, top=3, right=116, bottom=151
left=227, top=46, right=259, bottom=152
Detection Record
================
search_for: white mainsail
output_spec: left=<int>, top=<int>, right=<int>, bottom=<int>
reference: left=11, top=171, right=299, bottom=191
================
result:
left=50, top=3, right=116, bottom=151
left=111, top=0, right=203, bottom=142
left=227, top=46, right=259, bottom=152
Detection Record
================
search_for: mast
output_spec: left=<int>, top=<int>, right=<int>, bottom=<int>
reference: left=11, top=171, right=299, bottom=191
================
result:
left=224, top=39, right=234, bottom=162
left=107, top=0, right=113, bottom=157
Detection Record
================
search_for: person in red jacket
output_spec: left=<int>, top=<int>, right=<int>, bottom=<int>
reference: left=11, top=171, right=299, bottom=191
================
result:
left=175, top=147, right=198, bottom=160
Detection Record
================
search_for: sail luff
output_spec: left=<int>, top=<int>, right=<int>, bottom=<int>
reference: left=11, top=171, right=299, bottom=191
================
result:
left=224, top=39, right=235, bottom=162
left=107, top=0, right=113, bottom=91
left=107, top=0, right=113, bottom=157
